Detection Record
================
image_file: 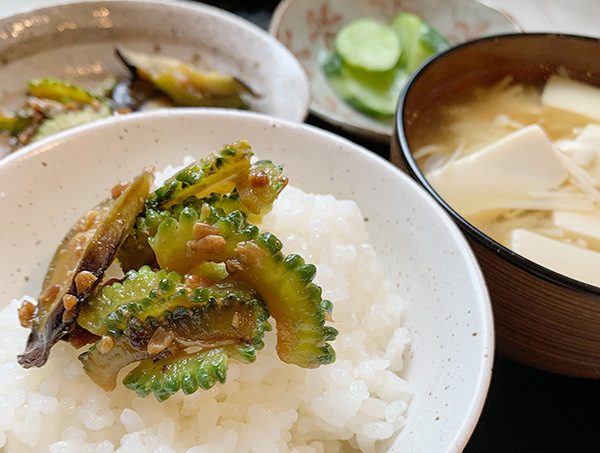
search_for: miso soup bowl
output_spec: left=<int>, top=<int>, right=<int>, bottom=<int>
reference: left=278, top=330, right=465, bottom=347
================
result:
left=391, top=33, right=600, bottom=379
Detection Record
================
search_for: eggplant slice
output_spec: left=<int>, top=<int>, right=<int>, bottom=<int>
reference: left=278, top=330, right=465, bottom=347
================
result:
left=110, top=77, right=160, bottom=112
left=17, top=168, right=154, bottom=368
left=115, top=46, right=259, bottom=108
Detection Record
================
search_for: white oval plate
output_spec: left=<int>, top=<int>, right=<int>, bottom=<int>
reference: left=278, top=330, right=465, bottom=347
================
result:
left=269, top=0, right=520, bottom=142
left=0, top=109, right=493, bottom=451
left=0, top=0, right=309, bottom=157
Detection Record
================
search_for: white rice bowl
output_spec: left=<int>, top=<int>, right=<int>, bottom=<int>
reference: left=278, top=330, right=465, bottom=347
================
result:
left=0, top=110, right=493, bottom=453
left=0, top=159, right=412, bottom=452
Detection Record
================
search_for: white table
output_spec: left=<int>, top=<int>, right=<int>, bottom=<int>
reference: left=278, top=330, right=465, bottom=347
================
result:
left=482, top=0, right=600, bottom=37
left=1, top=0, right=600, bottom=38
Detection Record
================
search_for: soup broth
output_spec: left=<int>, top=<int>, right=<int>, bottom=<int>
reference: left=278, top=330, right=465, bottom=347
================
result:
left=413, top=76, right=600, bottom=284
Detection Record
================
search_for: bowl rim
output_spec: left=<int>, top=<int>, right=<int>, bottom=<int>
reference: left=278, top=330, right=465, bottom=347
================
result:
left=269, top=0, right=522, bottom=142
left=0, top=0, right=311, bottom=123
left=395, top=31, right=600, bottom=296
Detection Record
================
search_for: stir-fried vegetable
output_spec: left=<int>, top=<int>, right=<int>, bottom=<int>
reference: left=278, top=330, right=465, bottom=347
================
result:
left=31, top=103, right=112, bottom=143
left=17, top=169, right=154, bottom=368
left=149, top=199, right=336, bottom=368
left=1, top=49, right=258, bottom=153
left=0, top=113, right=33, bottom=135
left=79, top=267, right=270, bottom=395
left=145, top=141, right=253, bottom=209
left=18, top=141, right=338, bottom=401
left=28, top=78, right=100, bottom=105
left=116, top=46, right=258, bottom=108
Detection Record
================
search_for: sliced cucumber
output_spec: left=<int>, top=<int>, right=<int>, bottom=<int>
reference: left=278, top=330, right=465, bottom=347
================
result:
left=420, top=21, right=451, bottom=53
left=343, top=66, right=408, bottom=117
left=324, top=12, right=449, bottom=119
left=323, top=54, right=407, bottom=117
left=392, top=12, right=450, bottom=73
left=322, top=54, right=354, bottom=99
left=334, top=18, right=401, bottom=72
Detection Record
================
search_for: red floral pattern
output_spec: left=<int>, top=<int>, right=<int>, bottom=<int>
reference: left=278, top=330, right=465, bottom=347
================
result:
left=305, top=2, right=342, bottom=51
left=368, top=0, right=411, bottom=15
left=279, top=29, right=311, bottom=60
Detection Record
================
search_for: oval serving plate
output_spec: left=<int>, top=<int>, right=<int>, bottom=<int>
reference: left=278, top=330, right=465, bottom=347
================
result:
left=0, top=0, right=309, bottom=157
left=0, top=109, right=492, bottom=452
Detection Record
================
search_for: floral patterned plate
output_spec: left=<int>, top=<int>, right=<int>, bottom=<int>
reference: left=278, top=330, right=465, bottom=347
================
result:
left=269, top=0, right=521, bottom=142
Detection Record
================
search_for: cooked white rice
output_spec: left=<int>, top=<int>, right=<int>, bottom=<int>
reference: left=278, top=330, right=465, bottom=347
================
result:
left=0, top=158, right=412, bottom=452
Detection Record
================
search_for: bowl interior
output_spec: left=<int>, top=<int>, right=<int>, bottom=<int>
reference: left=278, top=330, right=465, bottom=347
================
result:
left=269, top=0, right=520, bottom=142
left=0, top=109, right=492, bottom=451
left=0, top=0, right=309, bottom=156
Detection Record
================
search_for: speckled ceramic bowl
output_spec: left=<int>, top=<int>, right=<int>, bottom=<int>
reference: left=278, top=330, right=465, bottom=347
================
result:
left=0, top=109, right=493, bottom=451
left=0, top=0, right=309, bottom=157
left=269, top=0, right=520, bottom=142
left=392, top=33, right=600, bottom=379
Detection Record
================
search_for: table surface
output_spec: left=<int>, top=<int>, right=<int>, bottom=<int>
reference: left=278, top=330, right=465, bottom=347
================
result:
left=2, top=1, right=600, bottom=451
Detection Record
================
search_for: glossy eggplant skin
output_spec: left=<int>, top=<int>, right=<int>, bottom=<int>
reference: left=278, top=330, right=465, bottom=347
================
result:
left=17, top=169, right=153, bottom=368
left=110, top=77, right=160, bottom=112
left=116, top=46, right=258, bottom=108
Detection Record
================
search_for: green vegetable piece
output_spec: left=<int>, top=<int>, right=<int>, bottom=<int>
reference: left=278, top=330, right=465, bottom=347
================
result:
left=235, top=160, right=288, bottom=215
left=123, top=348, right=231, bottom=401
left=189, top=192, right=248, bottom=215
left=391, top=12, right=450, bottom=73
left=420, top=22, right=451, bottom=53
left=323, top=53, right=408, bottom=117
left=188, top=261, right=229, bottom=282
left=158, top=295, right=271, bottom=350
left=117, top=208, right=171, bottom=273
left=149, top=202, right=337, bottom=368
left=146, top=141, right=253, bottom=209
left=80, top=264, right=270, bottom=343
left=18, top=169, right=154, bottom=369
left=31, top=103, right=112, bottom=143
left=323, top=12, right=448, bottom=119
left=182, top=192, right=263, bottom=225
left=150, top=201, right=259, bottom=274
left=116, top=46, right=258, bottom=108
left=78, top=335, right=151, bottom=391
left=232, top=234, right=338, bottom=368
left=118, top=192, right=265, bottom=274
left=78, top=266, right=180, bottom=336
left=78, top=272, right=269, bottom=397
left=334, top=18, right=401, bottom=72
left=28, top=78, right=99, bottom=105
left=343, top=65, right=408, bottom=117
left=0, top=113, right=32, bottom=135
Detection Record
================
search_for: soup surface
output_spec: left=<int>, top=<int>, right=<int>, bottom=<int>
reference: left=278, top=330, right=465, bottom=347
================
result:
left=414, top=75, right=600, bottom=286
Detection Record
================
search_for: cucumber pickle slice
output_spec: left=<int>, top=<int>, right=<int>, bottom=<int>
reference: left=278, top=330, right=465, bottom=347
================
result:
left=334, top=18, right=401, bottom=72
